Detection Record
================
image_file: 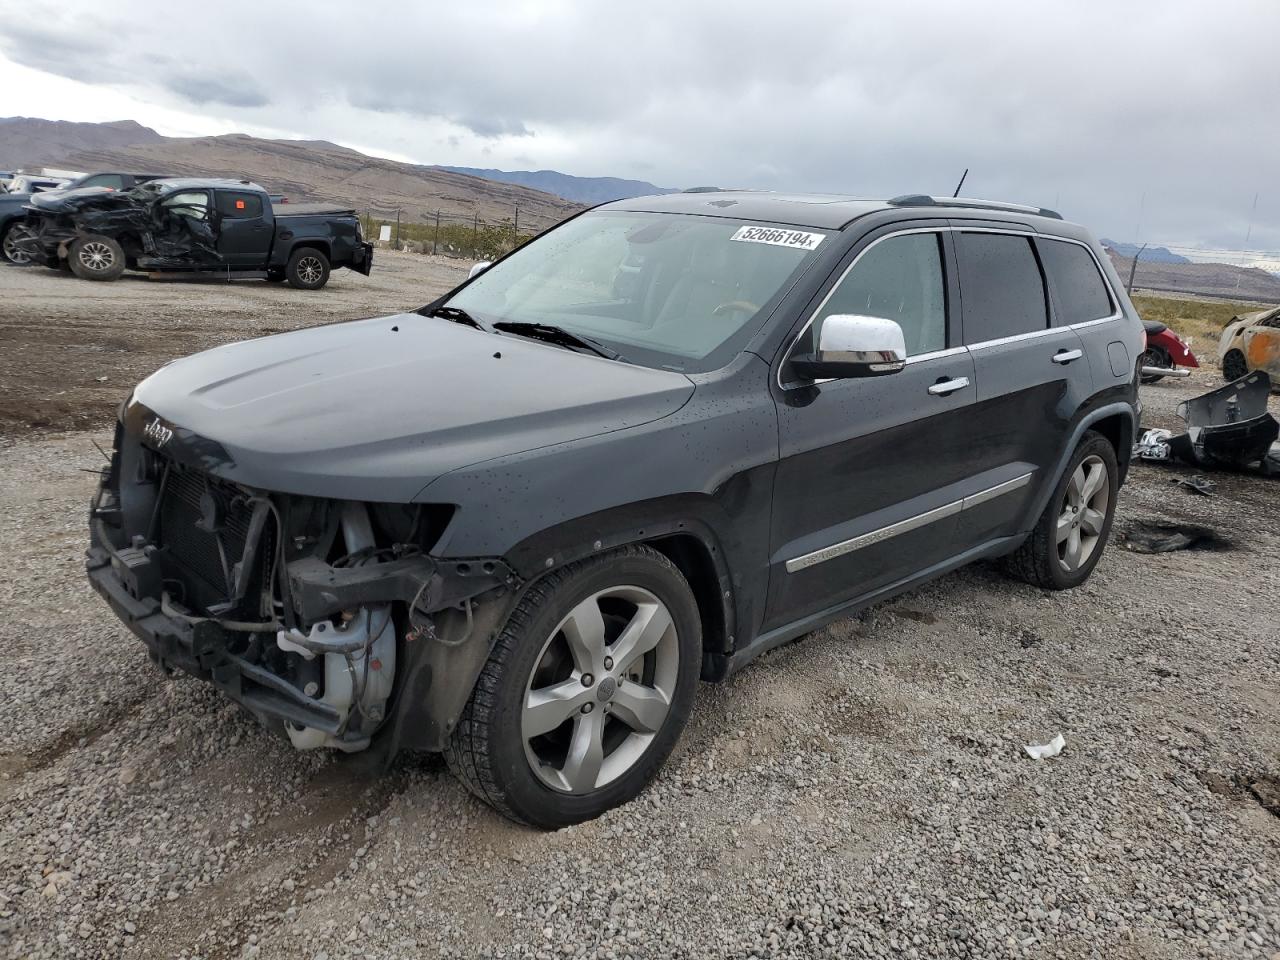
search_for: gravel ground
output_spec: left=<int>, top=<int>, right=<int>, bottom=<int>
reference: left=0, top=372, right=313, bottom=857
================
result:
left=0, top=264, right=1277, bottom=959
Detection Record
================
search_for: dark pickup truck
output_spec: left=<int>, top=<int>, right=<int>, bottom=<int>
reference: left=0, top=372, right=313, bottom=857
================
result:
left=15, top=178, right=372, bottom=289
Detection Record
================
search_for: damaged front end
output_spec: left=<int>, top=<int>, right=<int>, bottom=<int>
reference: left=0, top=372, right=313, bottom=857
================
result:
left=86, top=407, right=523, bottom=754
left=18, top=186, right=222, bottom=267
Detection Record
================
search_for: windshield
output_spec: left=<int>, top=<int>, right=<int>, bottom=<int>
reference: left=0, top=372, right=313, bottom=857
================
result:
left=443, top=211, right=829, bottom=371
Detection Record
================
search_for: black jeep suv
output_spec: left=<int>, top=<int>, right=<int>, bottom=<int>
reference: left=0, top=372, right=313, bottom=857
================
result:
left=88, top=192, right=1142, bottom=827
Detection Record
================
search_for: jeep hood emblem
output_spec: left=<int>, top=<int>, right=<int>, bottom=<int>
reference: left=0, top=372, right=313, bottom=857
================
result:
left=143, top=417, right=174, bottom=448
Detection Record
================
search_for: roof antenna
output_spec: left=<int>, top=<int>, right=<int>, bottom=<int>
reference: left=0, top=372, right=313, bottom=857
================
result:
left=951, top=168, right=968, bottom=198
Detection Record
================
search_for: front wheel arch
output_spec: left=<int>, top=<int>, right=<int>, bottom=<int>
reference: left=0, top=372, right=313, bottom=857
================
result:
left=501, top=509, right=738, bottom=676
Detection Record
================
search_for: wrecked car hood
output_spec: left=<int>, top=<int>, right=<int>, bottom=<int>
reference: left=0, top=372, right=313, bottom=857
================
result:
left=129, top=314, right=695, bottom=502
left=26, top=186, right=119, bottom=213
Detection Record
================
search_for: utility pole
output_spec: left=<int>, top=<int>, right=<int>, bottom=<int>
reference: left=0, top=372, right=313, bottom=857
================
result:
left=513, top=204, right=519, bottom=246
left=433, top=210, right=440, bottom=256
left=1126, top=243, right=1147, bottom=294
left=473, top=212, right=479, bottom=259
left=394, top=208, right=401, bottom=247
left=1245, top=192, right=1259, bottom=246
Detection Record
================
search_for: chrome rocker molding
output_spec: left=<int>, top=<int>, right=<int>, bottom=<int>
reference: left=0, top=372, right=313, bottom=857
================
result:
left=785, top=472, right=1033, bottom=573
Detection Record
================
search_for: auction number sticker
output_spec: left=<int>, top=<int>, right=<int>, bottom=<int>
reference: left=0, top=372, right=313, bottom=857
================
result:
left=730, top=225, right=825, bottom=250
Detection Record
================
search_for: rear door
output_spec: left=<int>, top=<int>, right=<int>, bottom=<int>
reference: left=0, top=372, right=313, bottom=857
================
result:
left=764, top=226, right=978, bottom=631
left=213, top=190, right=272, bottom=266
left=951, top=226, right=1094, bottom=547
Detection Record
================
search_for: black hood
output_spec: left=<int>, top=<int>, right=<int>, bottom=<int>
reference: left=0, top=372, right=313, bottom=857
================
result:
left=26, top=186, right=120, bottom=214
left=130, top=314, right=695, bottom=502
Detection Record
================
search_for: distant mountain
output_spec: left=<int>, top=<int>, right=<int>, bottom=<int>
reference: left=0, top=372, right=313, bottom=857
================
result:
left=438, top=166, right=675, bottom=205
left=0, top=119, right=583, bottom=231
left=1105, top=249, right=1280, bottom=302
left=1100, top=239, right=1190, bottom=265
left=0, top=117, right=165, bottom=170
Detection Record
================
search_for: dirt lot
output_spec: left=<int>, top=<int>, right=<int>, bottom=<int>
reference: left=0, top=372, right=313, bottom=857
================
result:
left=0, top=259, right=1277, bottom=960
left=0, top=250, right=470, bottom=437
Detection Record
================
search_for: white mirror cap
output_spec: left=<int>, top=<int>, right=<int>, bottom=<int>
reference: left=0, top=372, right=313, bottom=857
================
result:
left=468, top=261, right=492, bottom=280
left=818, top=314, right=907, bottom=367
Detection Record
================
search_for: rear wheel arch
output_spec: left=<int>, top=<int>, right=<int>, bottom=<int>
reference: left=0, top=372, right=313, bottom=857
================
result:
left=1087, top=410, right=1132, bottom=470
left=288, top=239, right=331, bottom=261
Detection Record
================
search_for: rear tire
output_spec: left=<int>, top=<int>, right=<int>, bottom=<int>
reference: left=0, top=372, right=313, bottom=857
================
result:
left=1005, top=431, right=1118, bottom=590
left=68, top=234, right=126, bottom=281
left=285, top=248, right=329, bottom=289
left=445, top=545, right=701, bottom=828
left=1223, top=349, right=1248, bottom=382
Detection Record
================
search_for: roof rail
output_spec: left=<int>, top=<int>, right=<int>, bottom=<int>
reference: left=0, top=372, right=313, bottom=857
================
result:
left=888, top=194, right=1063, bottom=220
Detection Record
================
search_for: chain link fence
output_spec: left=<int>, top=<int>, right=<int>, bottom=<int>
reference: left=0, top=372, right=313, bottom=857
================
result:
left=360, top=206, right=541, bottom=261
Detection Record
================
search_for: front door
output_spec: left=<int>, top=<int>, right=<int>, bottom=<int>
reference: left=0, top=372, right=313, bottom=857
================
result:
left=764, top=228, right=977, bottom=632
left=213, top=190, right=272, bottom=266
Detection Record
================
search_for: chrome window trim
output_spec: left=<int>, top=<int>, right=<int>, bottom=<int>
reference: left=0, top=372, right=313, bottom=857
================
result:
left=784, top=472, right=1033, bottom=573
left=778, top=226, right=1126, bottom=390
left=966, top=326, right=1061, bottom=352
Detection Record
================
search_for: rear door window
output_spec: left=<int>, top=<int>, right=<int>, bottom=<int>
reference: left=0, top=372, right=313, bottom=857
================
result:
left=1036, top=238, right=1114, bottom=326
left=215, top=191, right=264, bottom=219
left=955, top=233, right=1048, bottom=343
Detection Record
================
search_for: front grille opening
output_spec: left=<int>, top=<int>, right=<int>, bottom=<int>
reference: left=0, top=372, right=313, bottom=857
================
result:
left=155, top=461, right=275, bottom=617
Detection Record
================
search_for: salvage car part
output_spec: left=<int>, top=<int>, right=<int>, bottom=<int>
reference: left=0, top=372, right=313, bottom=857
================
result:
left=1169, top=371, right=1278, bottom=470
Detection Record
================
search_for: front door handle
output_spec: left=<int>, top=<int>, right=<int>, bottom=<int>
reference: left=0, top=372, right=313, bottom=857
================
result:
left=1052, top=348, right=1083, bottom=365
left=928, top=376, right=970, bottom=396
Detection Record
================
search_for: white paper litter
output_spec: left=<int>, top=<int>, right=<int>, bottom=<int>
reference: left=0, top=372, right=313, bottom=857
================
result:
left=1024, top=733, right=1066, bottom=760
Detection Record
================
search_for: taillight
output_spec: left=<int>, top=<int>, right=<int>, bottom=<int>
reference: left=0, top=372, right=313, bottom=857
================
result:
left=1140, top=327, right=1148, bottom=351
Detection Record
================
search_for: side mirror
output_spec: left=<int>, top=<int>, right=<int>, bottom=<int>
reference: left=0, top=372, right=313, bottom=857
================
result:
left=791, top=314, right=907, bottom=380
left=468, top=261, right=492, bottom=280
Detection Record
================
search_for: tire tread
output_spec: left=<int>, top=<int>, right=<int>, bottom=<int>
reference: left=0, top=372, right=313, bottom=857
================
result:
left=444, top=545, right=687, bottom=826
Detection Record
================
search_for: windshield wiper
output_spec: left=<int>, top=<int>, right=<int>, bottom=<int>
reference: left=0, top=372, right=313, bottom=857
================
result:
left=426, top=305, right=492, bottom=332
left=493, top=322, right=625, bottom=362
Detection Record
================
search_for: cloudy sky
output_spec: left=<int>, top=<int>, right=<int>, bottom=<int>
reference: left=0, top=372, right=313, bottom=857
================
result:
left=1, top=0, right=1278, bottom=256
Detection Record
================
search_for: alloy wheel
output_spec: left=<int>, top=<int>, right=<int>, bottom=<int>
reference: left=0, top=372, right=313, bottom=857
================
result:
left=297, top=256, right=323, bottom=285
left=1057, top=454, right=1109, bottom=573
left=3, top=226, right=34, bottom=265
left=78, top=241, right=116, bottom=272
left=522, top=586, right=679, bottom=794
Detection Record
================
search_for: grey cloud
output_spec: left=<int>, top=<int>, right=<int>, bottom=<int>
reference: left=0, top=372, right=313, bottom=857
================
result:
left=2, top=0, right=1279, bottom=251
left=162, top=70, right=268, bottom=109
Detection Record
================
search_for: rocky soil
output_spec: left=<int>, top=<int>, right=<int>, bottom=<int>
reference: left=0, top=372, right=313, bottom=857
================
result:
left=0, top=262, right=1277, bottom=959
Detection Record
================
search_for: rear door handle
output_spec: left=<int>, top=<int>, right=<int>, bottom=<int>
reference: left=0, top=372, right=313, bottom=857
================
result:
left=928, top=376, right=970, bottom=396
left=1052, top=348, right=1083, bottom=364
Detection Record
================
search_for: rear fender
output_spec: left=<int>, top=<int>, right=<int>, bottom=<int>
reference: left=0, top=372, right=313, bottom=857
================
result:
left=1149, top=329, right=1199, bottom=367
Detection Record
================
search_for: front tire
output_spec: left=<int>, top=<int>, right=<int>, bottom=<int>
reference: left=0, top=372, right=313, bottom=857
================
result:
left=285, top=248, right=330, bottom=289
left=1223, top=349, right=1248, bottom=382
left=445, top=546, right=701, bottom=828
left=68, top=234, right=126, bottom=281
left=1005, top=431, right=1118, bottom=590
left=1, top=222, right=36, bottom=265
